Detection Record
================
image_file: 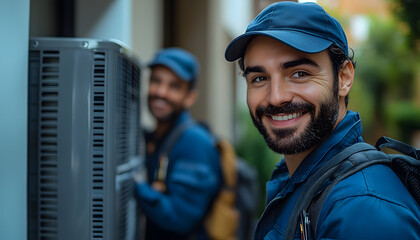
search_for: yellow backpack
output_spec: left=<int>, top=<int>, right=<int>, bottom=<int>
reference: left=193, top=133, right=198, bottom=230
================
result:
left=204, top=138, right=240, bottom=240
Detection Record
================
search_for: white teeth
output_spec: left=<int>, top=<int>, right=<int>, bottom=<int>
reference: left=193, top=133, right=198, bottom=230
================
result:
left=271, top=112, right=302, bottom=121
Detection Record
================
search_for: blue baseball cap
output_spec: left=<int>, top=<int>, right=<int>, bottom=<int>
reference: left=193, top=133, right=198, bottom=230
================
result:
left=148, top=47, right=199, bottom=83
left=225, top=2, right=349, bottom=62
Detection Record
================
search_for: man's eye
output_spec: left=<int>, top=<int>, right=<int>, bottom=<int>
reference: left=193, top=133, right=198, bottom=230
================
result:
left=291, top=71, right=308, bottom=78
left=150, top=77, right=160, bottom=84
left=252, top=76, right=266, bottom=83
left=170, top=83, right=182, bottom=90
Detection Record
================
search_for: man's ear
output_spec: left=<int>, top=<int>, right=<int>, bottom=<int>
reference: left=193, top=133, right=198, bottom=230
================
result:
left=338, top=60, right=354, bottom=98
left=183, top=89, right=197, bottom=109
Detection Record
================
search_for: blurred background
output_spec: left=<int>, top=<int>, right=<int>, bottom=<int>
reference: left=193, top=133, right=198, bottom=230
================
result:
left=1, top=0, right=419, bottom=238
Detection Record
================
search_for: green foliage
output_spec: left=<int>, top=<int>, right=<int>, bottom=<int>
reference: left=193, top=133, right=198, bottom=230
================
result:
left=390, top=0, right=420, bottom=46
left=347, top=77, right=375, bottom=140
left=356, top=16, right=416, bottom=99
left=234, top=106, right=282, bottom=214
left=385, top=101, right=420, bottom=140
left=353, top=15, right=420, bottom=143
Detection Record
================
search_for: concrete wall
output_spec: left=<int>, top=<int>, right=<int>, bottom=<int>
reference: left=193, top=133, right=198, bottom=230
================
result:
left=172, top=0, right=237, bottom=141
left=131, top=0, right=164, bottom=130
left=0, top=0, right=30, bottom=239
left=75, top=0, right=133, bottom=45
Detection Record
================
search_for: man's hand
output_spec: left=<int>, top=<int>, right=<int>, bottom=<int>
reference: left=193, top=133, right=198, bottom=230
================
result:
left=151, top=181, right=167, bottom=192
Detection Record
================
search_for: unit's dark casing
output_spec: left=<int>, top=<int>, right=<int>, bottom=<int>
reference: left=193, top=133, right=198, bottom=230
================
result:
left=28, top=37, right=143, bottom=240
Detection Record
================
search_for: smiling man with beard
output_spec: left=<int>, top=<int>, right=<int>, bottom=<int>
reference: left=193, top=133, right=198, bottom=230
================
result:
left=134, top=48, right=222, bottom=240
left=225, top=2, right=420, bottom=240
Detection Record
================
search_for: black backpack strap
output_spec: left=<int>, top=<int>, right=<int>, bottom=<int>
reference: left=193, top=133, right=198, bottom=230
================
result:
left=376, top=136, right=420, bottom=205
left=307, top=149, right=390, bottom=237
left=376, top=136, right=420, bottom=159
left=283, top=142, right=377, bottom=240
left=154, top=119, right=195, bottom=182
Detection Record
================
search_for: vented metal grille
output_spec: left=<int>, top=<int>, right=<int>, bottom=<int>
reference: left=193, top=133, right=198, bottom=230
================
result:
left=117, top=56, right=140, bottom=166
left=117, top=174, right=136, bottom=240
left=116, top=55, right=140, bottom=240
left=29, top=38, right=141, bottom=240
left=117, top=56, right=130, bottom=166
left=130, top=60, right=141, bottom=158
left=38, top=50, right=60, bottom=239
left=90, top=51, right=106, bottom=239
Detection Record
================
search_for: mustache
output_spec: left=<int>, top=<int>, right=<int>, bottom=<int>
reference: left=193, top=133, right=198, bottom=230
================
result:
left=255, top=102, right=315, bottom=121
left=148, top=95, right=174, bottom=107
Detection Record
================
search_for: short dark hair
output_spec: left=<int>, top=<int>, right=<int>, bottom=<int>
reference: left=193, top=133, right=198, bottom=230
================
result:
left=188, top=79, right=196, bottom=91
left=238, top=43, right=356, bottom=106
left=327, top=44, right=356, bottom=107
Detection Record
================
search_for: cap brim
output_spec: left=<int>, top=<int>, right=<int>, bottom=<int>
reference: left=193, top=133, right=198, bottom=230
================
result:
left=148, top=59, right=191, bottom=82
left=225, top=30, right=333, bottom=62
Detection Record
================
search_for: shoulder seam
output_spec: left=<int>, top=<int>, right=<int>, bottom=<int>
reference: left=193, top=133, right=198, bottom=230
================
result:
left=329, top=192, right=411, bottom=211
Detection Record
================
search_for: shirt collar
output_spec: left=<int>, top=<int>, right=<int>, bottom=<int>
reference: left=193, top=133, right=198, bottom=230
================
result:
left=266, top=110, right=363, bottom=201
left=147, top=110, right=191, bottom=149
left=174, top=110, right=191, bottom=126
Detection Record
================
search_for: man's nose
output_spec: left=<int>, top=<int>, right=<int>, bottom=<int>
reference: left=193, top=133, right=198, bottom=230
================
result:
left=154, top=84, right=169, bottom=97
left=267, top=77, right=293, bottom=106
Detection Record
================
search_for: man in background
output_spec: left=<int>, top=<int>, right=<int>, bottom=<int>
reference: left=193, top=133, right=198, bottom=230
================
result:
left=134, top=48, right=222, bottom=239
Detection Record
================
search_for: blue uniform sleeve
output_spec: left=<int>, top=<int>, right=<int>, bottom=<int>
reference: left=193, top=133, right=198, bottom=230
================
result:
left=135, top=128, right=221, bottom=234
left=316, top=166, right=420, bottom=240
left=316, top=195, right=420, bottom=240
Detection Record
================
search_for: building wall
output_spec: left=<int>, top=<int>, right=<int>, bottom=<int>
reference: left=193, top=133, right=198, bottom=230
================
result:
left=75, top=0, right=133, bottom=45
left=206, top=0, right=236, bottom=141
left=0, top=1, right=30, bottom=239
left=170, top=0, right=235, bottom=141
left=29, top=0, right=56, bottom=36
left=131, top=0, right=164, bottom=130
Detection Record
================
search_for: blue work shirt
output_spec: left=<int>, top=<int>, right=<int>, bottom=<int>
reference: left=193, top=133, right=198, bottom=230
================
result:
left=255, top=111, right=420, bottom=240
left=135, top=111, right=222, bottom=239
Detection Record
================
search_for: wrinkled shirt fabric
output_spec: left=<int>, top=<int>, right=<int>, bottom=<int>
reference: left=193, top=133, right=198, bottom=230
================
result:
left=254, top=111, right=420, bottom=240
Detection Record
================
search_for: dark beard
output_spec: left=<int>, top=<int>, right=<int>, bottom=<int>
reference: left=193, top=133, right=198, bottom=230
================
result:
left=148, top=95, right=183, bottom=123
left=250, top=98, right=339, bottom=155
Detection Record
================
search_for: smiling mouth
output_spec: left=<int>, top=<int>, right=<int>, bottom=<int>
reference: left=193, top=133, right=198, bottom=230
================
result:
left=149, top=96, right=172, bottom=108
left=270, top=112, right=304, bottom=121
